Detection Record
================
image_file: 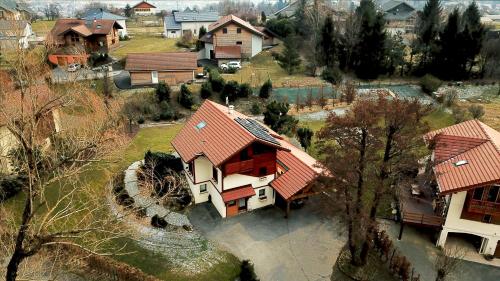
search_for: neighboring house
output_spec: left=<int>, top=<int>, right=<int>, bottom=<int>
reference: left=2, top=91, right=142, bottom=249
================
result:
left=200, top=15, right=264, bottom=66
left=47, top=19, right=122, bottom=66
left=271, top=0, right=298, bottom=19
left=81, top=8, right=128, bottom=37
left=255, top=26, right=282, bottom=47
left=171, top=100, right=323, bottom=218
left=0, top=0, right=32, bottom=21
left=382, top=0, right=417, bottom=34
left=125, top=52, right=198, bottom=86
left=163, top=11, right=219, bottom=39
left=400, top=120, right=500, bottom=258
left=132, top=1, right=157, bottom=16
left=0, top=20, right=33, bottom=49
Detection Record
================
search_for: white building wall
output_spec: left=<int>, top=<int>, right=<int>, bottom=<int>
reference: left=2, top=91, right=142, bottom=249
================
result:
left=165, top=29, right=181, bottom=38
left=251, top=34, right=263, bottom=57
left=437, top=191, right=500, bottom=255
left=209, top=184, right=226, bottom=217
left=134, top=8, right=156, bottom=16
left=247, top=185, right=275, bottom=211
left=194, top=156, right=212, bottom=182
left=223, top=173, right=274, bottom=191
left=203, top=43, right=213, bottom=59
left=181, top=21, right=217, bottom=38
left=117, top=20, right=127, bottom=36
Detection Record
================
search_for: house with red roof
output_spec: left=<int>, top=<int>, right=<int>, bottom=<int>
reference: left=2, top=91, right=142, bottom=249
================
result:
left=199, top=15, right=264, bottom=66
left=171, top=100, right=322, bottom=218
left=132, top=1, right=157, bottom=16
left=401, top=120, right=500, bottom=258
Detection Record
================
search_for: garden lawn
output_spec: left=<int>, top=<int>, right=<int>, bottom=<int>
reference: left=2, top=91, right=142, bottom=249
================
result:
left=110, top=34, right=180, bottom=59
left=221, top=46, right=323, bottom=88
left=3, top=125, right=241, bottom=281
left=31, top=20, right=56, bottom=36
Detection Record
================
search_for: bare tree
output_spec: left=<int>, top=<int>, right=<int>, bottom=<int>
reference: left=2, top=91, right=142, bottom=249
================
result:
left=341, top=80, right=356, bottom=104
left=43, top=3, right=61, bottom=21
left=0, top=46, right=128, bottom=281
left=434, top=246, right=466, bottom=281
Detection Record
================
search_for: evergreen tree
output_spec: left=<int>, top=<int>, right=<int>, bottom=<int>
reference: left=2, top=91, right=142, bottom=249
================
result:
left=435, top=9, right=467, bottom=80
left=294, top=0, right=311, bottom=40
left=179, top=84, right=194, bottom=109
left=297, top=127, right=314, bottom=151
left=385, top=32, right=406, bottom=76
left=263, top=101, right=298, bottom=135
left=200, top=82, right=212, bottom=99
left=416, top=0, right=442, bottom=71
left=261, top=11, right=267, bottom=23
left=124, top=4, right=132, bottom=17
left=353, top=0, right=386, bottom=79
left=277, top=37, right=302, bottom=74
left=196, top=26, right=207, bottom=51
left=155, top=82, right=171, bottom=102
left=319, top=14, right=337, bottom=68
left=259, top=79, right=273, bottom=99
left=462, top=1, right=484, bottom=75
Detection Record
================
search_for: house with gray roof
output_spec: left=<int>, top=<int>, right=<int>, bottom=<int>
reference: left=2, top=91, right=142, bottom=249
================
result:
left=81, top=8, right=128, bottom=37
left=164, top=11, right=219, bottom=39
left=0, top=0, right=32, bottom=21
left=382, top=0, right=417, bottom=34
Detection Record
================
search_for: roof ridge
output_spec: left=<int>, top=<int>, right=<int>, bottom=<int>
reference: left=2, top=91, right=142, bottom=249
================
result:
left=477, top=120, right=500, bottom=153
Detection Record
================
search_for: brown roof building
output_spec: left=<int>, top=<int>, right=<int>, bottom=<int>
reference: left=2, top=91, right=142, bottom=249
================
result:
left=125, top=52, right=198, bottom=86
left=171, top=100, right=323, bottom=217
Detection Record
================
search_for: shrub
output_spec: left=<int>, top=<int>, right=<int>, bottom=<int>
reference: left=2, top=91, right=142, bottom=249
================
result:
left=468, top=104, right=485, bottom=119
left=179, top=84, right=194, bottom=109
left=137, top=116, right=145, bottom=124
left=144, top=150, right=183, bottom=174
left=420, top=74, right=442, bottom=94
left=221, top=80, right=240, bottom=102
left=452, top=107, right=469, bottom=124
left=151, top=215, right=168, bottom=228
left=209, top=69, right=225, bottom=92
left=176, top=33, right=194, bottom=48
left=119, top=34, right=130, bottom=41
left=0, top=175, right=25, bottom=202
left=441, top=89, right=458, bottom=107
left=250, top=102, right=261, bottom=115
left=259, top=79, right=272, bottom=99
left=321, top=67, right=343, bottom=85
left=200, top=82, right=213, bottom=99
left=297, top=127, right=313, bottom=151
left=136, top=207, right=147, bottom=218
left=240, top=260, right=259, bottom=281
left=155, top=82, right=171, bottom=102
left=239, top=83, right=252, bottom=98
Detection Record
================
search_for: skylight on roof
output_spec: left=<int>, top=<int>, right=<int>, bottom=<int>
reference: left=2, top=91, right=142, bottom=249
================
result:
left=195, top=121, right=206, bottom=130
left=454, top=160, right=468, bottom=167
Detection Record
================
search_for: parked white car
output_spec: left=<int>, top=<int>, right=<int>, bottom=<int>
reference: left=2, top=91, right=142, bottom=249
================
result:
left=220, top=61, right=242, bottom=71
left=67, top=63, right=81, bottom=72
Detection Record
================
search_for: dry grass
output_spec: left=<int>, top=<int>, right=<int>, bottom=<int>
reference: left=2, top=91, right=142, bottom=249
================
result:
left=110, top=34, right=181, bottom=59
left=31, top=20, right=56, bottom=36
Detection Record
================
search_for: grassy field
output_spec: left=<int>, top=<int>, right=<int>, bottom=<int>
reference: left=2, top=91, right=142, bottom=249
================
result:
left=458, top=87, right=500, bottom=130
left=110, top=34, right=180, bottom=59
left=3, top=125, right=241, bottom=281
left=32, top=20, right=56, bottom=36
left=221, top=46, right=324, bottom=88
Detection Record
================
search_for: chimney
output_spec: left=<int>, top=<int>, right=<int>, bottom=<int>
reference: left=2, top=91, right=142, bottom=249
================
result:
left=228, top=105, right=234, bottom=115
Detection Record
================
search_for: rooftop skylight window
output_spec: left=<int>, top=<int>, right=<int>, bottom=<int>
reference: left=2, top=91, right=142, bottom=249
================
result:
left=454, top=160, right=468, bottom=167
left=195, top=121, right=206, bottom=130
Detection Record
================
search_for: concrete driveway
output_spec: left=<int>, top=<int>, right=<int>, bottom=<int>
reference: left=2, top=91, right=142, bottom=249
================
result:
left=188, top=198, right=345, bottom=281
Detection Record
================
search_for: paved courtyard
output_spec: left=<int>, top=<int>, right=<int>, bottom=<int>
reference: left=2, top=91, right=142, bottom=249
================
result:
left=188, top=199, right=345, bottom=281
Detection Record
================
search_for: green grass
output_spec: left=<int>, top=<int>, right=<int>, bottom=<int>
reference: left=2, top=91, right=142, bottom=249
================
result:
left=110, top=34, right=180, bottom=59
left=31, top=20, right=56, bottom=36
left=423, top=107, right=455, bottom=130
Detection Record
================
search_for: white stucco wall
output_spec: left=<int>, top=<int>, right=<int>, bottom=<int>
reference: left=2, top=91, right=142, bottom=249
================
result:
left=203, top=43, right=213, bottom=59
left=437, top=191, right=500, bottom=255
left=165, top=29, right=181, bottom=38
left=134, top=8, right=156, bottom=16
left=181, top=21, right=216, bottom=38
left=223, top=173, right=275, bottom=191
left=117, top=19, right=127, bottom=36
left=194, top=156, right=212, bottom=182
left=251, top=34, right=263, bottom=57
left=0, top=126, right=17, bottom=174
left=247, top=185, right=275, bottom=211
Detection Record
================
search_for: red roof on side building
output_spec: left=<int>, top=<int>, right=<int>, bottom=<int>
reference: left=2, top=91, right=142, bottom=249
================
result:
left=125, top=52, right=198, bottom=71
left=208, top=14, right=264, bottom=37
left=221, top=185, right=255, bottom=202
left=425, top=120, right=500, bottom=194
left=133, top=1, right=156, bottom=9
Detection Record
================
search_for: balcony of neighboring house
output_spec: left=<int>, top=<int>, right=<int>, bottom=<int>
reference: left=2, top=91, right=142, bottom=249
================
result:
left=397, top=163, right=445, bottom=239
left=224, top=159, right=254, bottom=175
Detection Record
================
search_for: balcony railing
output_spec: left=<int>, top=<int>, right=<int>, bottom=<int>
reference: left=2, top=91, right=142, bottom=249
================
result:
left=401, top=211, right=444, bottom=227
left=468, top=199, right=500, bottom=214
left=225, top=159, right=254, bottom=175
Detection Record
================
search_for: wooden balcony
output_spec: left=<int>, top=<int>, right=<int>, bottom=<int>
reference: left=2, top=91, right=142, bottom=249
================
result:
left=225, top=159, right=254, bottom=175
left=468, top=199, right=500, bottom=215
left=401, top=211, right=444, bottom=227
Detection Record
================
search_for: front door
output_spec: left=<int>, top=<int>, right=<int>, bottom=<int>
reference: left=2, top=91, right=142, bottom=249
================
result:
left=151, top=71, right=159, bottom=84
left=226, top=200, right=238, bottom=217
left=238, top=198, right=247, bottom=212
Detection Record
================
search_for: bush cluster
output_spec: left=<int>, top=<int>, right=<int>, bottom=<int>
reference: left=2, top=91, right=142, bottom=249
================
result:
left=0, top=175, right=25, bottom=202
left=151, top=214, right=168, bottom=228
left=420, top=74, right=442, bottom=94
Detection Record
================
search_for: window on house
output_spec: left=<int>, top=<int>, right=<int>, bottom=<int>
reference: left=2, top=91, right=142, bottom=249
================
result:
left=70, top=34, right=79, bottom=43
left=482, top=214, right=492, bottom=223
left=259, top=189, right=266, bottom=198
left=472, top=187, right=484, bottom=200
left=486, top=185, right=499, bottom=202
left=259, top=167, right=267, bottom=176
left=200, top=183, right=207, bottom=193
left=236, top=41, right=242, bottom=45
left=212, top=166, right=218, bottom=182
left=223, top=28, right=227, bottom=34
left=228, top=200, right=236, bottom=206
left=171, top=31, right=176, bottom=34
left=194, top=29, right=197, bottom=34
left=188, top=161, right=194, bottom=176
left=0, top=11, right=5, bottom=19
left=237, top=28, right=241, bottom=33
left=240, top=149, right=250, bottom=161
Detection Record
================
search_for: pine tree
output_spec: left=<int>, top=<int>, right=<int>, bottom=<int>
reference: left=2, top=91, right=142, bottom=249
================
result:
left=277, top=37, right=302, bottom=75
left=462, top=1, right=484, bottom=75
left=435, top=9, right=467, bottom=80
left=261, top=11, right=267, bottom=23
left=124, top=4, right=132, bottom=17
left=416, top=0, right=442, bottom=71
left=353, top=0, right=386, bottom=79
left=319, top=14, right=337, bottom=68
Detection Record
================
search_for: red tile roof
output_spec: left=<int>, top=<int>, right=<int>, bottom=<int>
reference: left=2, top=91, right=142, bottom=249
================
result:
left=208, top=14, right=264, bottom=37
left=221, top=185, right=255, bottom=202
left=125, top=52, right=198, bottom=71
left=425, top=120, right=500, bottom=194
left=215, top=46, right=242, bottom=59
left=133, top=1, right=156, bottom=9
left=171, top=100, right=285, bottom=167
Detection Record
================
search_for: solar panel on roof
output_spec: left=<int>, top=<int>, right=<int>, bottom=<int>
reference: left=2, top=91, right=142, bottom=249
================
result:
left=235, top=117, right=280, bottom=146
